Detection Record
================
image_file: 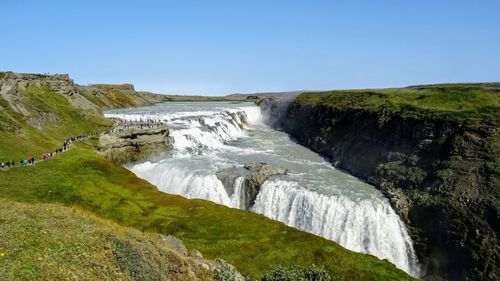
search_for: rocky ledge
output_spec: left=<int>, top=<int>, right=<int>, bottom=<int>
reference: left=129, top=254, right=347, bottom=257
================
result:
left=98, top=124, right=171, bottom=164
left=216, top=162, right=287, bottom=209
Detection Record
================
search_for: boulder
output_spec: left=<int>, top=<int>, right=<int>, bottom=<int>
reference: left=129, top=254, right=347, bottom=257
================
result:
left=160, top=234, right=187, bottom=256
left=216, top=162, right=287, bottom=209
left=98, top=126, right=171, bottom=164
left=214, top=259, right=246, bottom=281
left=244, top=162, right=287, bottom=186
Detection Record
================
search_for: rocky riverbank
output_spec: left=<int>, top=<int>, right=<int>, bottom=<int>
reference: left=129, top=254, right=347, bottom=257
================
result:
left=261, top=85, right=499, bottom=281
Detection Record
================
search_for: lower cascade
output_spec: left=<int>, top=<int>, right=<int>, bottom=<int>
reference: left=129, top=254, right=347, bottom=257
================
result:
left=105, top=102, right=421, bottom=277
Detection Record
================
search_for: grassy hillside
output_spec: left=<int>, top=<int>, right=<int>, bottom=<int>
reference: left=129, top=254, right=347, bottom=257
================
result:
left=0, top=84, right=109, bottom=161
left=0, top=198, right=213, bottom=280
left=0, top=75, right=415, bottom=280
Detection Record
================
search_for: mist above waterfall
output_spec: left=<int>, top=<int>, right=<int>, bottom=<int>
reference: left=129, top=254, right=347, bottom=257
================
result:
left=104, top=102, right=421, bottom=277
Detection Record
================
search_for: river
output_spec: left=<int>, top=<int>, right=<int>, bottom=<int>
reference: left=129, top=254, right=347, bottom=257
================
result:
left=104, top=101, right=421, bottom=276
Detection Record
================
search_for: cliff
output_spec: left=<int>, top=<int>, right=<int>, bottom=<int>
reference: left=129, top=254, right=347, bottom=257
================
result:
left=262, top=84, right=500, bottom=281
left=98, top=123, right=171, bottom=164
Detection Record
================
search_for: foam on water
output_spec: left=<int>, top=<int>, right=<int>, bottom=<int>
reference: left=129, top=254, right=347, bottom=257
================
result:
left=252, top=179, right=420, bottom=276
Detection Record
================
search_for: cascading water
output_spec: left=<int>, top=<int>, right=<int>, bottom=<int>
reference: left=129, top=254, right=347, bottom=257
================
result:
left=104, top=101, right=421, bottom=277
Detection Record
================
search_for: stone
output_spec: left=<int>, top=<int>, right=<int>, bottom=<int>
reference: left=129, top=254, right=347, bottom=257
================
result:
left=214, top=259, right=246, bottom=281
left=160, top=234, right=188, bottom=256
left=243, top=162, right=287, bottom=186
left=216, top=162, right=287, bottom=209
left=189, top=249, right=203, bottom=259
left=98, top=125, right=171, bottom=164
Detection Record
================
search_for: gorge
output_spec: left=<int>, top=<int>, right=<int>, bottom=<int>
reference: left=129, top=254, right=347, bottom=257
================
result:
left=260, top=86, right=500, bottom=281
left=104, top=101, right=422, bottom=277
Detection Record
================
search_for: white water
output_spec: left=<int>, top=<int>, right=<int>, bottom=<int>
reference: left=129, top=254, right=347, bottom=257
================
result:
left=105, top=102, right=421, bottom=276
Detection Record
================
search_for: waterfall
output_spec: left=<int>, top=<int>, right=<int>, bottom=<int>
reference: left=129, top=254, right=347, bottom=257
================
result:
left=252, top=179, right=420, bottom=276
left=105, top=102, right=421, bottom=277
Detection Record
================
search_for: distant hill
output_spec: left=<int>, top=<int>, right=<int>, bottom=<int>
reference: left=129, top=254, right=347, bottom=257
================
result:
left=224, top=90, right=306, bottom=100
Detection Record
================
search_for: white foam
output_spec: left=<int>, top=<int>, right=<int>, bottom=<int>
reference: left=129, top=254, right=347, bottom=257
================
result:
left=252, top=179, right=421, bottom=276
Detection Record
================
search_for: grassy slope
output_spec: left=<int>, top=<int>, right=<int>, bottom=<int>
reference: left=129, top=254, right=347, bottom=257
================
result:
left=0, top=198, right=212, bottom=281
left=0, top=83, right=414, bottom=280
left=0, top=145, right=413, bottom=280
left=0, top=85, right=110, bottom=161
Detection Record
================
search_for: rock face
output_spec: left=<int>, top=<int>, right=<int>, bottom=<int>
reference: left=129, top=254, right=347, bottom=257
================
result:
left=262, top=98, right=499, bottom=280
left=243, top=163, right=288, bottom=186
left=98, top=125, right=171, bottom=164
left=216, top=163, right=287, bottom=209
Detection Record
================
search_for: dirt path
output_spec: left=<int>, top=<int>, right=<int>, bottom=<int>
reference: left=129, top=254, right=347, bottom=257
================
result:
left=0, top=133, right=96, bottom=171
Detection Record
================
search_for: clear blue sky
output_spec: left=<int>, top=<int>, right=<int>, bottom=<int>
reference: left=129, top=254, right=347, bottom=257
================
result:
left=1, top=1, right=499, bottom=95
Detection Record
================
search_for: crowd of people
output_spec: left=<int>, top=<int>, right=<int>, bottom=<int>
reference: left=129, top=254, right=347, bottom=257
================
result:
left=0, top=133, right=94, bottom=170
left=1, top=120, right=167, bottom=170
left=107, top=118, right=165, bottom=134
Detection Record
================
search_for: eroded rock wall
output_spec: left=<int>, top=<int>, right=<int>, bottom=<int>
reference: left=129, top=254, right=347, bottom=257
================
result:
left=98, top=126, right=171, bottom=164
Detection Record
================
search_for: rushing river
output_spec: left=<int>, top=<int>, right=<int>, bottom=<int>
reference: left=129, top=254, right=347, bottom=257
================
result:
left=105, top=101, right=420, bottom=276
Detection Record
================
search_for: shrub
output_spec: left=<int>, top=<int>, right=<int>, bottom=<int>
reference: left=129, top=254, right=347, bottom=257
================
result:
left=261, top=264, right=332, bottom=281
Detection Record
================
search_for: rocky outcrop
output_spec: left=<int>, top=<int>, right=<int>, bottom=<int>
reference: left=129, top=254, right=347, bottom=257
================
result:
left=89, top=83, right=136, bottom=92
left=0, top=72, right=81, bottom=96
left=98, top=125, right=171, bottom=164
left=216, top=163, right=287, bottom=209
left=0, top=72, right=170, bottom=116
left=243, top=163, right=288, bottom=186
left=262, top=97, right=499, bottom=281
left=160, top=234, right=245, bottom=281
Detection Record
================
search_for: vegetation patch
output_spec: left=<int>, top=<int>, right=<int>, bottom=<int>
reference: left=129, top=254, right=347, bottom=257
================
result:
left=296, top=84, right=500, bottom=127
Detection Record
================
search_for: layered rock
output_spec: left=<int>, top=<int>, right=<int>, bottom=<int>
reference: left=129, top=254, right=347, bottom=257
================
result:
left=98, top=125, right=171, bottom=164
left=216, top=162, right=287, bottom=209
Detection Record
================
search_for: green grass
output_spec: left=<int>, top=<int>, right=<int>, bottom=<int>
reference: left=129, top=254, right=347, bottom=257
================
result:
left=0, top=198, right=213, bottom=281
left=0, top=145, right=415, bottom=280
left=296, top=84, right=500, bottom=127
left=0, top=85, right=109, bottom=161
